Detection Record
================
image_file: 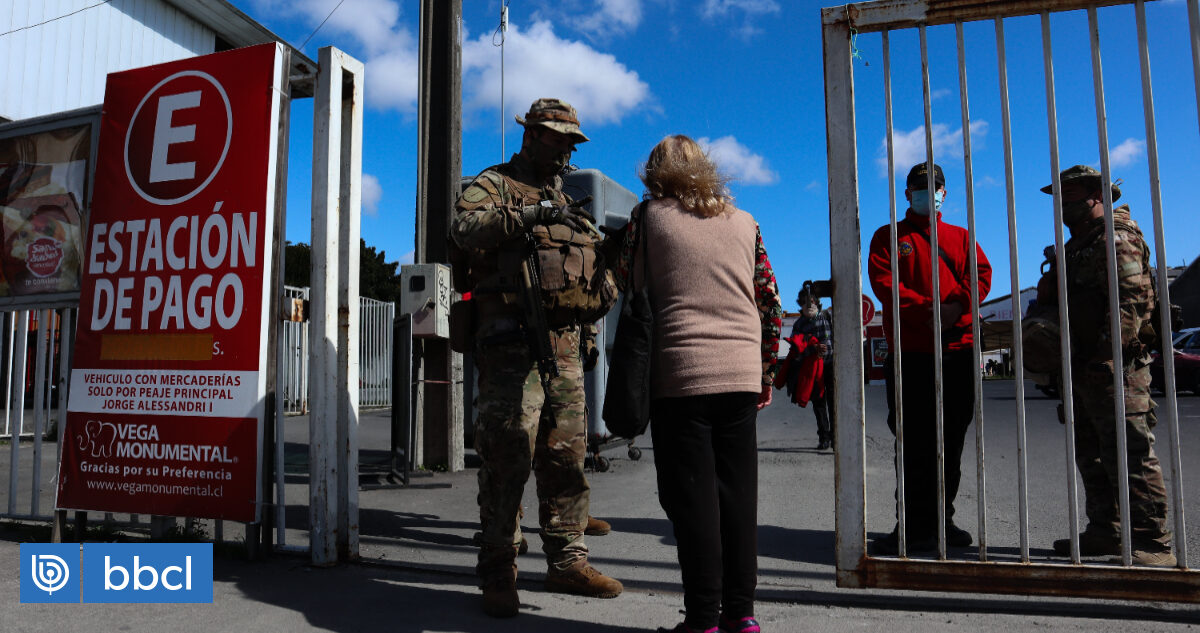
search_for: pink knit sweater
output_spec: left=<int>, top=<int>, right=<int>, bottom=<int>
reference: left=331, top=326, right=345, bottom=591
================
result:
left=634, top=198, right=763, bottom=398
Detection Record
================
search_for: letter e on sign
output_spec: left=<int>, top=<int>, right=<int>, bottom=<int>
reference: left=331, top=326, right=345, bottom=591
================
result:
left=124, top=71, right=232, bottom=206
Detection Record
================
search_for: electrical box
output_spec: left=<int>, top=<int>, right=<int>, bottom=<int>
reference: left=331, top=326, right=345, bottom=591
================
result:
left=400, top=263, right=451, bottom=339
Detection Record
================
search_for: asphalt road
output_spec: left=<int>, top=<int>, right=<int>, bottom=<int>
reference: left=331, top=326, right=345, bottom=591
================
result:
left=4, top=378, right=1200, bottom=631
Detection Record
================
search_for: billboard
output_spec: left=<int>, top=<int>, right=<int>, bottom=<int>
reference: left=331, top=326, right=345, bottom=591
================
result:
left=56, top=44, right=285, bottom=522
left=0, top=121, right=93, bottom=304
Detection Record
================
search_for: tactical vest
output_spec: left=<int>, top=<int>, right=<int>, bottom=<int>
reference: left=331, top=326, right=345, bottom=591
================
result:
left=452, top=168, right=617, bottom=327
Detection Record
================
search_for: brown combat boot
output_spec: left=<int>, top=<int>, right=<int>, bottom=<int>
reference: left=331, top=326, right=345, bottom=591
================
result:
left=481, top=575, right=520, bottom=618
left=544, top=560, right=623, bottom=598
left=1052, top=529, right=1119, bottom=557
left=585, top=516, right=611, bottom=536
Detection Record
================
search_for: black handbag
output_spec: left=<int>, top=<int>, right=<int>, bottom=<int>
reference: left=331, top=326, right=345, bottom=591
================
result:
left=603, top=202, right=654, bottom=438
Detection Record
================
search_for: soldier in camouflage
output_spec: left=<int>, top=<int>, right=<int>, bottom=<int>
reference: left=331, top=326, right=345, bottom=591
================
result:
left=451, top=98, right=622, bottom=618
left=1038, top=165, right=1173, bottom=567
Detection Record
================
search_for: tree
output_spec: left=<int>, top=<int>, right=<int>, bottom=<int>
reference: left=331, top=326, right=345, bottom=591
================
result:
left=283, top=240, right=404, bottom=303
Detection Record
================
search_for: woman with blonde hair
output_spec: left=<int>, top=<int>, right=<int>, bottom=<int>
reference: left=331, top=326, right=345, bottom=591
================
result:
left=610, top=134, right=782, bottom=633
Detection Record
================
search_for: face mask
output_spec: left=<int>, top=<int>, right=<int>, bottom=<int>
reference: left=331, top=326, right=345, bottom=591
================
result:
left=526, top=136, right=573, bottom=176
left=1061, top=198, right=1093, bottom=225
left=909, top=189, right=944, bottom=215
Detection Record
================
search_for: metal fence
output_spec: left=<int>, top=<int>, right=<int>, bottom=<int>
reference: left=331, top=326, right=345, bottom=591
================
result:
left=824, top=0, right=1198, bottom=602
left=279, top=285, right=394, bottom=414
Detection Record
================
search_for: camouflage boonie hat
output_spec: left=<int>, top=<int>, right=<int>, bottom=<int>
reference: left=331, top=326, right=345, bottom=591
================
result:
left=1040, top=164, right=1122, bottom=201
left=906, top=162, right=945, bottom=190
left=1021, top=315, right=1062, bottom=375
left=516, top=98, right=589, bottom=143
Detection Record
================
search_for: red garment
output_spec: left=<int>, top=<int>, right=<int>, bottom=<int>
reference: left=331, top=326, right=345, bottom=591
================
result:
left=867, top=210, right=992, bottom=353
left=782, top=334, right=824, bottom=407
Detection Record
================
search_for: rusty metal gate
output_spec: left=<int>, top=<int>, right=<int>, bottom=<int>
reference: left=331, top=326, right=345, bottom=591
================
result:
left=824, top=0, right=1200, bottom=601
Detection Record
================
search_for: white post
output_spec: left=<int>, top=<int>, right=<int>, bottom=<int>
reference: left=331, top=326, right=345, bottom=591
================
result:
left=309, top=46, right=365, bottom=565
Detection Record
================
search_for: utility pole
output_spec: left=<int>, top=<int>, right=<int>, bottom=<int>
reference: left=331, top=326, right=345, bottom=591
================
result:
left=414, top=0, right=464, bottom=470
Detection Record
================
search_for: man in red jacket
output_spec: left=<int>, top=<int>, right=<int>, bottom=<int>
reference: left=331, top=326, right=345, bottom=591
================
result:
left=867, top=162, right=992, bottom=555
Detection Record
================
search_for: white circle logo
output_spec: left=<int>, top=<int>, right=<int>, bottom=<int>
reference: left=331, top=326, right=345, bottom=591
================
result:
left=124, top=70, right=232, bottom=206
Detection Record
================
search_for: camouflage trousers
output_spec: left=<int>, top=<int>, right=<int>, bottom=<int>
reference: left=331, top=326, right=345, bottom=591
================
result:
left=474, top=324, right=590, bottom=581
left=1071, top=359, right=1170, bottom=547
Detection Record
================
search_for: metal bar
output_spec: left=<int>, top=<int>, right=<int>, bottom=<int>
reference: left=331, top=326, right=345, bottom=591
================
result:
left=883, top=27, right=908, bottom=559
left=919, top=24, right=948, bottom=560
left=861, top=557, right=1200, bottom=602
left=1136, top=0, right=1187, bottom=569
left=1088, top=5, right=1133, bottom=567
left=1041, top=9, right=1083, bottom=565
left=823, top=0, right=1154, bottom=32
left=1189, top=0, right=1200, bottom=138
left=955, top=19, right=988, bottom=562
left=8, top=312, right=29, bottom=514
left=5, top=314, right=16, bottom=508
left=31, top=310, right=48, bottom=516
left=822, top=7, right=869, bottom=585
left=996, top=15, right=1031, bottom=563
left=275, top=319, right=287, bottom=547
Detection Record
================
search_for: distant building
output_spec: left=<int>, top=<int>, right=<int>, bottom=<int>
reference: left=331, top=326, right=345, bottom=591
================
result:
left=1168, top=256, right=1200, bottom=329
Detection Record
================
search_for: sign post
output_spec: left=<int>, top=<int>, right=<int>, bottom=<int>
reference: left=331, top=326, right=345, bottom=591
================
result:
left=55, top=44, right=286, bottom=523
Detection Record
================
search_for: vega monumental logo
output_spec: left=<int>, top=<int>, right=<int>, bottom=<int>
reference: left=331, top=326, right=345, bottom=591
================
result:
left=21, top=542, right=213, bottom=604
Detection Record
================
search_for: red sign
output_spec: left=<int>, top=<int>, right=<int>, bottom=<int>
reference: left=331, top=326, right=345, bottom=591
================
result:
left=862, top=294, right=875, bottom=326
left=56, top=44, right=284, bottom=522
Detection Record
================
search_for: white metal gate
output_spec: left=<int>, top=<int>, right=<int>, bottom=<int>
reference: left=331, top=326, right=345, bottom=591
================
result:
left=824, top=0, right=1200, bottom=601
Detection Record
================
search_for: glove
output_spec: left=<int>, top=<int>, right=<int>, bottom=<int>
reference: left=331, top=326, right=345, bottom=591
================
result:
left=581, top=332, right=599, bottom=372
left=521, top=201, right=596, bottom=234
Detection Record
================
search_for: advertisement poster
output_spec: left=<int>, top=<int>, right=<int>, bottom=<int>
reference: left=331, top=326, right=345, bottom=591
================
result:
left=0, top=124, right=90, bottom=300
left=870, top=337, right=889, bottom=368
left=55, top=44, right=284, bottom=522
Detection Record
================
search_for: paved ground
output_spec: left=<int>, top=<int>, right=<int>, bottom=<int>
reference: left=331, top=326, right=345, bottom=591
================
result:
left=3, top=379, right=1200, bottom=631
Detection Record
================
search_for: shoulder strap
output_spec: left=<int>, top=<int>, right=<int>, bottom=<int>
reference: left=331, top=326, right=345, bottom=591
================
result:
left=902, top=218, right=962, bottom=281
left=632, top=201, right=650, bottom=292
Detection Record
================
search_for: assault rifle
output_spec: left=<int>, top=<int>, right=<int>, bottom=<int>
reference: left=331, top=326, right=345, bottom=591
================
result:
left=520, top=195, right=594, bottom=413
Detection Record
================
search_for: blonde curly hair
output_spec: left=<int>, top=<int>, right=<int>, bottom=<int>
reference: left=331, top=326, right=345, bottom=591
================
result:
left=639, top=135, right=733, bottom=218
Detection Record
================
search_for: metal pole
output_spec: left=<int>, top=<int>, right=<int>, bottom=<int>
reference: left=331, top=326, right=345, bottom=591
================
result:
left=919, top=24, right=948, bottom=560
left=1136, top=0, right=1186, bottom=568
left=1088, top=6, right=1133, bottom=566
left=1041, top=9, right=1082, bottom=565
left=883, top=28, right=908, bottom=559
left=822, top=6, right=868, bottom=584
left=955, top=19, right=987, bottom=562
left=996, top=15, right=1031, bottom=563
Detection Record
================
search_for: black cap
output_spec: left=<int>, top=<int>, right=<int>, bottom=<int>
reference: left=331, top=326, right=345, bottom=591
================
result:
left=906, top=162, right=945, bottom=190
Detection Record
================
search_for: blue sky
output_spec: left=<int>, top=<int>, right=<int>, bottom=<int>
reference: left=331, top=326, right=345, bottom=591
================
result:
left=240, top=0, right=1199, bottom=312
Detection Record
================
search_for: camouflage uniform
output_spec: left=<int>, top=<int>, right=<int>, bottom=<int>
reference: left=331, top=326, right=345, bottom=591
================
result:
left=453, top=152, right=593, bottom=581
left=1064, top=205, right=1170, bottom=548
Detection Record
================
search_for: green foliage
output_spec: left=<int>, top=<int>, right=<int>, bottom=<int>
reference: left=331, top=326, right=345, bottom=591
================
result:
left=284, top=239, right=404, bottom=303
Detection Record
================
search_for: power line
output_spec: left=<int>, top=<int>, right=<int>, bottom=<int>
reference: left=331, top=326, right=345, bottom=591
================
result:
left=0, top=0, right=114, bottom=39
left=299, top=0, right=349, bottom=51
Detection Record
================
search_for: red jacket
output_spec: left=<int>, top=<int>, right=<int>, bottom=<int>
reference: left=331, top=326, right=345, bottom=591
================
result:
left=867, top=210, right=992, bottom=353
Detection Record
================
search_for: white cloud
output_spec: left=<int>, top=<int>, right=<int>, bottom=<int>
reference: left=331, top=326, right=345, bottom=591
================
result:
left=398, top=249, right=415, bottom=265
left=361, top=173, right=382, bottom=216
left=1109, top=138, right=1146, bottom=168
left=573, top=0, right=644, bottom=39
left=805, top=180, right=821, bottom=191
left=252, top=1, right=649, bottom=122
left=975, top=175, right=1000, bottom=188
left=462, top=20, right=651, bottom=126
left=700, top=0, right=781, bottom=19
left=699, top=0, right=780, bottom=39
left=876, top=121, right=989, bottom=178
left=930, top=88, right=952, bottom=101
left=697, top=136, right=778, bottom=185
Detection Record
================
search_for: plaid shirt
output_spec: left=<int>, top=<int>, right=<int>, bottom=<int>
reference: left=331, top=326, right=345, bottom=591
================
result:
left=791, top=311, right=833, bottom=362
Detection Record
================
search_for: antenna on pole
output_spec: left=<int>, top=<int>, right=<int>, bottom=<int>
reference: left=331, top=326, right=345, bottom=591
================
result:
left=499, top=2, right=508, bottom=160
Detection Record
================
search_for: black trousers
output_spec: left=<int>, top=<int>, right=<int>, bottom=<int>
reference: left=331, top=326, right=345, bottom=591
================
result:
left=810, top=364, right=836, bottom=442
left=651, top=391, right=759, bottom=630
left=884, top=349, right=976, bottom=536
